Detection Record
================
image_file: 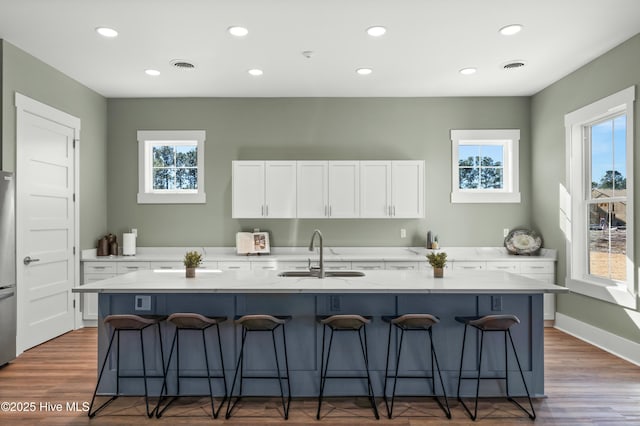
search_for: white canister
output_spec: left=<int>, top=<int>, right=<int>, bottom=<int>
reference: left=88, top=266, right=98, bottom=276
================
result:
left=122, top=233, right=136, bottom=256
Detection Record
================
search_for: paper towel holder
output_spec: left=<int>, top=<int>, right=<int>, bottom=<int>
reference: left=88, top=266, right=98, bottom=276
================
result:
left=122, top=232, right=137, bottom=256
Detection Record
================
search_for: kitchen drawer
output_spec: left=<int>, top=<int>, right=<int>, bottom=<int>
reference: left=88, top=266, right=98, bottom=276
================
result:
left=324, top=261, right=351, bottom=270
left=385, top=261, right=419, bottom=270
left=218, top=261, right=251, bottom=271
left=520, top=262, right=554, bottom=274
left=279, top=261, right=309, bottom=271
left=252, top=261, right=279, bottom=271
left=149, top=261, right=184, bottom=270
left=486, top=262, right=520, bottom=273
left=352, top=261, right=384, bottom=271
left=199, top=261, right=219, bottom=269
left=419, top=262, right=434, bottom=271
left=83, top=262, right=117, bottom=274
left=452, top=261, right=486, bottom=271
left=117, top=262, right=151, bottom=274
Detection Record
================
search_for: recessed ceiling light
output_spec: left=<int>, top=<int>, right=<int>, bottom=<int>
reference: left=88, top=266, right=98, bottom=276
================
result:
left=145, top=69, right=160, bottom=76
left=459, top=67, right=477, bottom=75
left=356, top=68, right=373, bottom=75
left=248, top=69, right=263, bottom=76
left=366, top=26, right=387, bottom=37
left=228, top=26, right=249, bottom=37
left=499, top=24, right=523, bottom=36
left=95, top=27, right=118, bottom=38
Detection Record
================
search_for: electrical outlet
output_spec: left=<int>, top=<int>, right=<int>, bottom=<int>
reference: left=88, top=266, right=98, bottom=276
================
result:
left=329, top=295, right=341, bottom=312
left=491, top=295, right=503, bottom=311
left=503, top=228, right=510, bottom=238
left=135, top=295, right=151, bottom=311
left=400, top=228, right=407, bottom=238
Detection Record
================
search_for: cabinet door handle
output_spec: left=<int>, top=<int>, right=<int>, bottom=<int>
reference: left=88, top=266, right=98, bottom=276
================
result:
left=261, top=205, right=264, bottom=216
left=159, top=266, right=172, bottom=269
left=324, top=205, right=327, bottom=216
left=92, top=266, right=106, bottom=270
left=126, top=266, right=139, bottom=270
left=388, top=206, right=392, bottom=216
left=266, top=205, right=269, bottom=216
left=392, top=266, right=413, bottom=270
left=530, top=266, right=545, bottom=269
left=228, top=266, right=241, bottom=269
left=329, top=205, right=332, bottom=217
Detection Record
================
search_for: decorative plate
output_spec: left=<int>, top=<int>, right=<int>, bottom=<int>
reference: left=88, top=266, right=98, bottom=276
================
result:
left=504, top=229, right=542, bottom=255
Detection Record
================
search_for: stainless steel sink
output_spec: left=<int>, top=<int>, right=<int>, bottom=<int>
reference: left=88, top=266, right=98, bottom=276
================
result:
left=278, top=271, right=365, bottom=278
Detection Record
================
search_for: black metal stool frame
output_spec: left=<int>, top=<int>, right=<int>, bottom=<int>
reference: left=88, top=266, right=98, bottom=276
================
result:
left=316, top=320, right=379, bottom=420
left=456, top=322, right=536, bottom=421
left=88, top=321, right=165, bottom=418
left=225, top=320, right=291, bottom=420
left=155, top=320, right=228, bottom=418
left=382, top=318, right=451, bottom=419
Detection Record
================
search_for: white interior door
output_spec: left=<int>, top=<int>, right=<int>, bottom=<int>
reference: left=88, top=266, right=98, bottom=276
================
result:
left=15, top=94, right=79, bottom=353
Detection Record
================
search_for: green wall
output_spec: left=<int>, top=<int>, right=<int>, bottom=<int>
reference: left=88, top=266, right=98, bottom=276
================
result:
left=1, top=40, right=108, bottom=249
left=107, top=97, right=532, bottom=247
left=531, top=33, right=640, bottom=341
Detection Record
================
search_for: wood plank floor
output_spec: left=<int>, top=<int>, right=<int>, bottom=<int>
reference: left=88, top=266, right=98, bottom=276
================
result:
left=1, top=327, right=640, bottom=424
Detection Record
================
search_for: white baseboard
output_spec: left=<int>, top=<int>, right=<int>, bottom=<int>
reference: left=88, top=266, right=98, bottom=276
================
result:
left=554, top=313, right=640, bottom=366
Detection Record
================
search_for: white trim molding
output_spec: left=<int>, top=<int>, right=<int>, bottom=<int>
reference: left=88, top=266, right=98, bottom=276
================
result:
left=555, top=313, right=640, bottom=367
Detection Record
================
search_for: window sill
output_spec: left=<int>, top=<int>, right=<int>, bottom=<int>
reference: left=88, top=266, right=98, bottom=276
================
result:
left=567, top=277, right=637, bottom=309
left=137, top=192, right=206, bottom=204
left=451, top=192, right=521, bottom=204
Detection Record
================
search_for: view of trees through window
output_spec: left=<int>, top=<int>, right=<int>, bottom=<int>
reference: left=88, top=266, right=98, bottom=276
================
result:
left=458, top=144, right=504, bottom=189
left=152, top=144, right=198, bottom=190
left=588, top=115, right=626, bottom=282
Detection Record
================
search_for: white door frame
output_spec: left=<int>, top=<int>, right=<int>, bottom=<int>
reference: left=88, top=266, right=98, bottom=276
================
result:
left=14, top=93, right=81, bottom=355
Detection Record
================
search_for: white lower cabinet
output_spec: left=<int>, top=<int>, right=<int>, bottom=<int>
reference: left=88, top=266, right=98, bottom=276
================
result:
left=352, top=261, right=384, bottom=271
left=218, top=261, right=251, bottom=271
left=385, top=261, right=419, bottom=270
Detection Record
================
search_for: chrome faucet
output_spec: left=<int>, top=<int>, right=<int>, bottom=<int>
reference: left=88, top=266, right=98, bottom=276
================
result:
left=308, top=229, right=325, bottom=278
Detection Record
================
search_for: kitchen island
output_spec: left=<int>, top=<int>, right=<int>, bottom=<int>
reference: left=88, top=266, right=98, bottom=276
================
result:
left=75, top=268, right=566, bottom=398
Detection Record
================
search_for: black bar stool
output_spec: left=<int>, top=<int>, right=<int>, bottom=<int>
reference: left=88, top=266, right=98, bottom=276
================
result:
left=455, top=314, right=536, bottom=421
left=225, top=314, right=291, bottom=420
left=316, top=314, right=379, bottom=420
left=382, top=314, right=451, bottom=419
left=88, top=314, right=166, bottom=418
left=155, top=313, right=228, bottom=418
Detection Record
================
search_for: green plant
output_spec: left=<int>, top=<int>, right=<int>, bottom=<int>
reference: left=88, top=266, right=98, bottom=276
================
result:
left=426, top=251, right=447, bottom=268
left=184, top=250, right=203, bottom=268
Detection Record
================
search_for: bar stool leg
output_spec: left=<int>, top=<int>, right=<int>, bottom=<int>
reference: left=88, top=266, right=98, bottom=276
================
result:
left=200, top=328, right=218, bottom=418
left=155, top=327, right=178, bottom=417
left=358, top=325, right=379, bottom=419
left=428, top=328, right=451, bottom=418
left=382, top=321, right=393, bottom=417
left=456, top=323, right=468, bottom=401
left=215, top=323, right=229, bottom=403
left=316, top=325, right=334, bottom=420
left=458, top=325, right=485, bottom=420
left=387, top=327, right=404, bottom=418
left=225, top=327, right=248, bottom=419
left=88, top=329, right=118, bottom=417
left=270, top=327, right=290, bottom=419
left=281, top=325, right=292, bottom=418
left=139, top=328, right=154, bottom=418
left=507, top=329, right=536, bottom=419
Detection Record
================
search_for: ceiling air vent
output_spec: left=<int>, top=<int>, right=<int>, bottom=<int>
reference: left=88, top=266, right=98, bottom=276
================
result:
left=503, top=61, right=526, bottom=70
left=170, top=60, right=196, bottom=70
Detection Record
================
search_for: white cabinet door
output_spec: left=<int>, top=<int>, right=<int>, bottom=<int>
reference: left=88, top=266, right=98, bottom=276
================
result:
left=232, top=161, right=265, bottom=218
left=265, top=161, right=297, bottom=218
left=391, top=160, right=424, bottom=218
left=385, top=261, right=420, bottom=270
left=296, top=161, right=328, bottom=218
left=360, top=161, right=391, bottom=218
left=328, top=161, right=359, bottom=218
left=232, top=161, right=296, bottom=218
left=82, top=273, right=116, bottom=321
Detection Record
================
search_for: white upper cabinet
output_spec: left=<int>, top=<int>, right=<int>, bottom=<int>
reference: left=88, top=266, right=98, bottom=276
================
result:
left=234, top=160, right=420, bottom=219
left=297, top=161, right=359, bottom=218
left=392, top=160, right=424, bottom=218
left=360, top=160, right=424, bottom=218
left=232, top=161, right=296, bottom=218
left=296, top=161, right=328, bottom=218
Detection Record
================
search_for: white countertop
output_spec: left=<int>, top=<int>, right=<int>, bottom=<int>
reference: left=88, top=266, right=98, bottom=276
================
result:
left=81, top=246, right=557, bottom=263
left=73, top=268, right=567, bottom=294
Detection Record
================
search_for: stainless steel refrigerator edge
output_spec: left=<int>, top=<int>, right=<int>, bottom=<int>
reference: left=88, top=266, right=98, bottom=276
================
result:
left=0, top=171, right=16, bottom=365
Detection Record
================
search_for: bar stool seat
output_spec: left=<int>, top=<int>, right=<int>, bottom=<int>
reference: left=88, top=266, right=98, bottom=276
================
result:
left=225, top=315, right=291, bottom=420
left=455, top=314, right=536, bottom=421
left=382, top=314, right=450, bottom=419
left=88, top=314, right=166, bottom=418
left=316, top=314, right=379, bottom=420
left=155, top=313, right=228, bottom=419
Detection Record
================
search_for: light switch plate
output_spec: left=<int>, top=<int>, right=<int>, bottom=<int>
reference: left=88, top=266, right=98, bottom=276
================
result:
left=135, top=295, right=151, bottom=311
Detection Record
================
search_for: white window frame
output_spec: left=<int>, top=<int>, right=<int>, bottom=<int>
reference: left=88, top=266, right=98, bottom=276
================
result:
left=137, top=130, right=206, bottom=204
left=564, top=86, right=635, bottom=308
left=450, top=129, right=521, bottom=203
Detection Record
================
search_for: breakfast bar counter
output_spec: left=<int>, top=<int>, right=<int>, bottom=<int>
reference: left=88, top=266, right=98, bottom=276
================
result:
left=75, top=269, right=566, bottom=398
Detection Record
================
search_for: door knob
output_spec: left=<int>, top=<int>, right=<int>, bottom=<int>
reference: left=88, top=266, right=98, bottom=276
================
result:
left=23, top=256, right=40, bottom=265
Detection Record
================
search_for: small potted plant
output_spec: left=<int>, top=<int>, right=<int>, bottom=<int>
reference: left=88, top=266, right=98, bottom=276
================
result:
left=426, top=251, right=447, bottom=278
left=184, top=250, right=203, bottom=278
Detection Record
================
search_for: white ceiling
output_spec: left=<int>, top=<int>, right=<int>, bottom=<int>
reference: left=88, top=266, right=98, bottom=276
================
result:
left=1, top=0, right=639, bottom=98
